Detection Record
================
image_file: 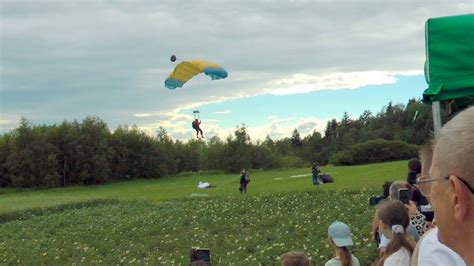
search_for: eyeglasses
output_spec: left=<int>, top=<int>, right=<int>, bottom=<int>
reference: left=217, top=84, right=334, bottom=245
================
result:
left=417, top=175, right=474, bottom=197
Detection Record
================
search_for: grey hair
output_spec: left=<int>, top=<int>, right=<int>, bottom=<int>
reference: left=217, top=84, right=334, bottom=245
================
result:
left=420, top=143, right=434, bottom=177
left=431, top=107, right=474, bottom=185
left=389, top=181, right=410, bottom=199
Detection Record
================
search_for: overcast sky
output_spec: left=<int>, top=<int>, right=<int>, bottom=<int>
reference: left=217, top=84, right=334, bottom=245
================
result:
left=1, top=1, right=472, bottom=141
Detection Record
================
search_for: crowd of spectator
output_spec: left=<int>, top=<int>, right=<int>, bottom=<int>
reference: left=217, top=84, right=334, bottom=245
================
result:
left=192, top=107, right=474, bottom=266
left=280, top=107, right=473, bottom=266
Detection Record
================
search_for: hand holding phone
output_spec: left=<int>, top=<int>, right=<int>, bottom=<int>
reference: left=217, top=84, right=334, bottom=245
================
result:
left=405, top=200, right=417, bottom=216
left=398, top=188, right=410, bottom=204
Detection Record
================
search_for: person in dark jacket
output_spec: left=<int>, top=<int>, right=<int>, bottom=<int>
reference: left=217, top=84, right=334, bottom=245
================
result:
left=407, top=158, right=429, bottom=206
left=192, top=119, right=204, bottom=138
left=407, top=158, right=422, bottom=185
left=312, top=162, right=323, bottom=185
left=239, top=168, right=250, bottom=193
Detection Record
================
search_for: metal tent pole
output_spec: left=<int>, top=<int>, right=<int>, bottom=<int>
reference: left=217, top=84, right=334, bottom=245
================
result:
left=432, top=101, right=442, bottom=136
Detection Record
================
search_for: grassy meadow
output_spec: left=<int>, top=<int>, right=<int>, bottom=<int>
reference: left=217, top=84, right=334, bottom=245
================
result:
left=0, top=161, right=408, bottom=265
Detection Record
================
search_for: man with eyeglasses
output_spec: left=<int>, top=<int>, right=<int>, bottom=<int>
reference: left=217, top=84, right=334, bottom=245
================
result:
left=412, top=107, right=474, bottom=266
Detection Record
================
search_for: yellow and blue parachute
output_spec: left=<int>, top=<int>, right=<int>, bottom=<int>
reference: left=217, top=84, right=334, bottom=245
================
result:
left=165, top=60, right=228, bottom=90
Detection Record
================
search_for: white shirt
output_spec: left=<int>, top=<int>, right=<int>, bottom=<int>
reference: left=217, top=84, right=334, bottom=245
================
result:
left=417, top=227, right=465, bottom=266
left=384, top=247, right=411, bottom=266
left=379, top=233, right=390, bottom=248
left=325, top=255, right=360, bottom=266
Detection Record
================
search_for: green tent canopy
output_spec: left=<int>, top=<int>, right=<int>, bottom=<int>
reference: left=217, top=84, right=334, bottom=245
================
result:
left=423, top=14, right=474, bottom=104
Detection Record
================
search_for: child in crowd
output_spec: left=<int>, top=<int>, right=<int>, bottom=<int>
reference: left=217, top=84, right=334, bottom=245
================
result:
left=326, top=221, right=360, bottom=266
left=376, top=200, right=414, bottom=266
left=281, top=251, right=310, bottom=266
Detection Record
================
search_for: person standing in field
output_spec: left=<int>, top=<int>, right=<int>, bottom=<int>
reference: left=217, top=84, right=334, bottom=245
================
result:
left=239, top=168, right=250, bottom=193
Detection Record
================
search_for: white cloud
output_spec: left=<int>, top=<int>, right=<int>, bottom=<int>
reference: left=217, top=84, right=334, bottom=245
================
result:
left=0, top=119, right=12, bottom=125
left=265, top=71, right=423, bottom=96
left=266, top=117, right=297, bottom=124
left=1, top=1, right=468, bottom=134
left=134, top=113, right=153, bottom=118
left=135, top=114, right=331, bottom=143
left=295, top=117, right=328, bottom=135
left=0, top=118, right=17, bottom=129
left=246, top=117, right=330, bottom=141
left=135, top=69, right=425, bottom=121
left=204, top=119, right=221, bottom=123
left=214, top=110, right=231, bottom=114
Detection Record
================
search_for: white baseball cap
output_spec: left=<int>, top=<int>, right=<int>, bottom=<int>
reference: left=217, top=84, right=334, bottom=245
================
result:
left=328, top=221, right=354, bottom=247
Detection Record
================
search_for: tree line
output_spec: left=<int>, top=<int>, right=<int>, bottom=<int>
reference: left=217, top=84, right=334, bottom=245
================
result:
left=0, top=99, right=441, bottom=188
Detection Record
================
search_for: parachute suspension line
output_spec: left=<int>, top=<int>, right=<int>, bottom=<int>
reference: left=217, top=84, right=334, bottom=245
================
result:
left=193, top=110, right=200, bottom=120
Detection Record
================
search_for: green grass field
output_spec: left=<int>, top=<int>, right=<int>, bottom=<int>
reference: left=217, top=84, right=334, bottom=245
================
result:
left=0, top=161, right=408, bottom=265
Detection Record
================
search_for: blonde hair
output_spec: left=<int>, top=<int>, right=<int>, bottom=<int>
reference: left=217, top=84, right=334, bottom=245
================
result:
left=329, top=239, right=353, bottom=266
left=281, top=251, right=310, bottom=266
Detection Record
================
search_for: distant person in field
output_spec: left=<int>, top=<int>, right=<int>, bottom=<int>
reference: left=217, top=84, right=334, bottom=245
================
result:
left=280, top=251, right=310, bottom=266
left=312, top=162, right=323, bottom=185
left=326, top=221, right=360, bottom=266
left=239, top=168, right=250, bottom=193
left=312, top=162, right=320, bottom=175
left=192, top=119, right=204, bottom=138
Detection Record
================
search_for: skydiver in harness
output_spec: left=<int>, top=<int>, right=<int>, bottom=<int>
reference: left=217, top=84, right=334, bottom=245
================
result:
left=192, top=119, right=204, bottom=138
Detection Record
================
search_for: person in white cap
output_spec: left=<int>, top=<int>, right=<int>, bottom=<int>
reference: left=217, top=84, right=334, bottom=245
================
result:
left=326, top=221, right=360, bottom=266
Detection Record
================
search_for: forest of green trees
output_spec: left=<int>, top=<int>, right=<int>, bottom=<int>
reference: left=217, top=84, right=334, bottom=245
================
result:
left=0, top=99, right=443, bottom=188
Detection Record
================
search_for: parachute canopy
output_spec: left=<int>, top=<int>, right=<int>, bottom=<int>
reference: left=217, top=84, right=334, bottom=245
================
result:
left=193, top=110, right=200, bottom=119
left=165, top=60, right=228, bottom=90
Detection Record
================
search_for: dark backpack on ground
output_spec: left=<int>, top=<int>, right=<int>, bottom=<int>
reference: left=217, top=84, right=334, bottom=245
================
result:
left=320, top=174, right=334, bottom=183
